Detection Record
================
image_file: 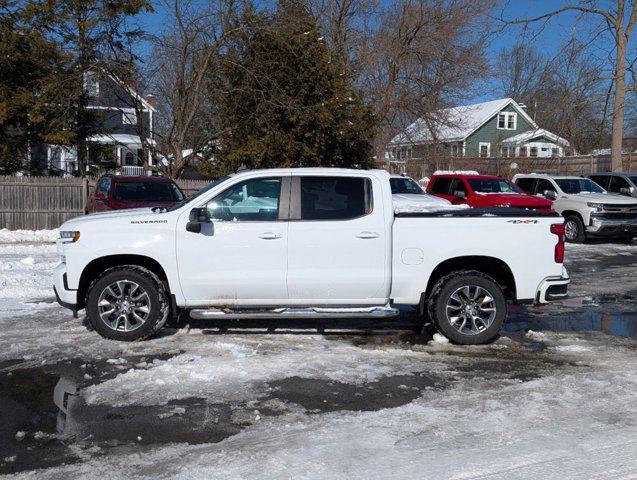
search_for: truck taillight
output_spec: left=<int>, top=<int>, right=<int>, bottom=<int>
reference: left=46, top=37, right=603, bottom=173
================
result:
left=550, top=223, right=565, bottom=263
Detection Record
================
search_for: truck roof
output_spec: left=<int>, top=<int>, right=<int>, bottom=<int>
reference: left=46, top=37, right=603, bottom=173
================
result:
left=106, top=175, right=176, bottom=183
left=231, top=167, right=390, bottom=177
left=431, top=173, right=503, bottom=180
left=513, top=173, right=586, bottom=181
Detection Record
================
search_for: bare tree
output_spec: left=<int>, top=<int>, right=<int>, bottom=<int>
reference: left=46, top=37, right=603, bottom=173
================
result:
left=497, top=40, right=610, bottom=154
left=356, top=0, right=494, bottom=158
left=151, top=0, right=243, bottom=178
left=500, top=1, right=637, bottom=171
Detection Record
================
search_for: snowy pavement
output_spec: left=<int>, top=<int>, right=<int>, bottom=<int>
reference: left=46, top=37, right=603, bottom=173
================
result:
left=0, top=230, right=636, bottom=479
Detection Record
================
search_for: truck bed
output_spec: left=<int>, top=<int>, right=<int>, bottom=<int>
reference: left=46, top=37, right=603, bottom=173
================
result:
left=394, top=207, right=561, bottom=218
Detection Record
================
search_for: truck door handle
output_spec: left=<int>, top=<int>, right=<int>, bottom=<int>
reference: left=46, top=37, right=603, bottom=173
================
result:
left=356, top=231, right=379, bottom=239
left=258, top=232, right=282, bottom=240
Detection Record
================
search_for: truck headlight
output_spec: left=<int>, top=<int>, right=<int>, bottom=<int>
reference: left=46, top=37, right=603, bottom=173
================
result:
left=587, top=202, right=604, bottom=212
left=60, top=231, right=80, bottom=243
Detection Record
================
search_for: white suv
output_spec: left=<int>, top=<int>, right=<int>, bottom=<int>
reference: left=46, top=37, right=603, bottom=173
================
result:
left=513, top=173, right=637, bottom=242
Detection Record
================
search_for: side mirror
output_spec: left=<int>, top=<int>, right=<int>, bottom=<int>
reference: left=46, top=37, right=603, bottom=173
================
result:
left=95, top=193, right=106, bottom=203
left=186, top=207, right=211, bottom=233
left=543, top=190, right=558, bottom=201
left=620, top=187, right=635, bottom=196
left=453, top=190, right=466, bottom=199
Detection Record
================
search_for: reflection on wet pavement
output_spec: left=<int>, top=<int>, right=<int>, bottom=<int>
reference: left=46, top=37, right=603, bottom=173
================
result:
left=507, top=307, right=637, bottom=338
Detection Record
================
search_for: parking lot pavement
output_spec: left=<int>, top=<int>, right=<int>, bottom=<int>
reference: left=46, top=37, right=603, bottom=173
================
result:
left=0, top=236, right=635, bottom=479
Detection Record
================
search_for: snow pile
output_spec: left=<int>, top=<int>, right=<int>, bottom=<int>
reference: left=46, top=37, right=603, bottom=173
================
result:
left=0, top=228, right=58, bottom=243
left=394, top=202, right=469, bottom=214
left=0, top=242, right=59, bottom=300
left=84, top=336, right=431, bottom=407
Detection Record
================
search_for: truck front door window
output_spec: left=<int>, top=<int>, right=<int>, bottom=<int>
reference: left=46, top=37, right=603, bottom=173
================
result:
left=535, top=179, right=554, bottom=196
left=207, top=177, right=281, bottom=221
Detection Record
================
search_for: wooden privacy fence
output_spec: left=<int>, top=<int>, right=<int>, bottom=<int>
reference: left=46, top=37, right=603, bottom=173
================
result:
left=385, top=154, right=637, bottom=179
left=0, top=176, right=211, bottom=231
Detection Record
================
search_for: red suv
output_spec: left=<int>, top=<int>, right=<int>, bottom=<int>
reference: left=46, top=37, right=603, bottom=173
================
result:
left=426, top=173, right=553, bottom=211
left=86, top=175, right=186, bottom=214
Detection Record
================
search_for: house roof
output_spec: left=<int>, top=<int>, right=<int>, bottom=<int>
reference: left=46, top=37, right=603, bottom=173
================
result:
left=500, top=129, right=570, bottom=147
left=87, top=134, right=156, bottom=146
left=389, top=98, right=538, bottom=146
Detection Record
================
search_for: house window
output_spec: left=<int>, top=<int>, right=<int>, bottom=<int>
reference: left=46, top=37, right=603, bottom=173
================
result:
left=479, top=142, right=490, bottom=158
left=551, top=148, right=559, bottom=157
left=497, top=112, right=517, bottom=130
left=83, top=72, right=99, bottom=97
left=451, top=144, right=459, bottom=157
left=530, top=146, right=538, bottom=157
left=500, top=146, right=510, bottom=157
left=520, top=146, right=528, bottom=157
left=122, top=110, right=137, bottom=125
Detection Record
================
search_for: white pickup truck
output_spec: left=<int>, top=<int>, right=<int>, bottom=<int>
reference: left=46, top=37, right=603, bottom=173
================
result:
left=54, top=168, right=570, bottom=345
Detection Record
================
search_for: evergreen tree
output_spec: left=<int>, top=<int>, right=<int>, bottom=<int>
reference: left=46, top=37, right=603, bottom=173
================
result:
left=0, top=1, right=69, bottom=174
left=216, top=0, right=376, bottom=173
left=34, top=0, right=153, bottom=176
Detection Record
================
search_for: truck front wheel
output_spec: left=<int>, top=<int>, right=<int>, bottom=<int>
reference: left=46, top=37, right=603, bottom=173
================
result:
left=86, top=266, right=169, bottom=341
left=428, top=270, right=506, bottom=345
left=564, top=215, right=586, bottom=243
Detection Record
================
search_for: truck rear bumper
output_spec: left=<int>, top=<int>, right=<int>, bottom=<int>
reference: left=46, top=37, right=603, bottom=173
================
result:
left=535, top=268, right=570, bottom=304
left=53, top=263, right=77, bottom=311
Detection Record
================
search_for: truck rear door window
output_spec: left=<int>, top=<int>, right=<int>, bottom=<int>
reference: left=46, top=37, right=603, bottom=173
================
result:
left=300, top=177, right=371, bottom=220
left=113, top=182, right=184, bottom=202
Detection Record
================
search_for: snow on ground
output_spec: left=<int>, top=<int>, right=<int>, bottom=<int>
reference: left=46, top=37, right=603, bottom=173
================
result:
left=0, top=231, right=636, bottom=479
left=9, top=333, right=637, bottom=480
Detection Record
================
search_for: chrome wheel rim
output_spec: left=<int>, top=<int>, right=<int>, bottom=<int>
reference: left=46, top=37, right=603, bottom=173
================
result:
left=445, top=285, right=497, bottom=336
left=97, top=280, right=151, bottom=332
left=564, top=220, right=578, bottom=240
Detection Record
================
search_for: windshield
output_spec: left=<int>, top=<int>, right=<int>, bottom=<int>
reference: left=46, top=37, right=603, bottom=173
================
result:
left=166, top=175, right=232, bottom=212
left=113, top=181, right=185, bottom=202
left=390, top=177, right=424, bottom=194
left=555, top=178, right=605, bottom=194
left=628, top=176, right=637, bottom=186
left=467, top=178, right=521, bottom=194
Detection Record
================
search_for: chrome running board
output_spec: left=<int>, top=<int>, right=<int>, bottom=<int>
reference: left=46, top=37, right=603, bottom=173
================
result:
left=189, top=306, right=400, bottom=320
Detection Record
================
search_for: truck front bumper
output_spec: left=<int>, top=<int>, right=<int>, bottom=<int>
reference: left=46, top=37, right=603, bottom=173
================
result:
left=587, top=215, right=637, bottom=236
left=53, top=262, right=77, bottom=312
left=535, top=267, right=570, bottom=304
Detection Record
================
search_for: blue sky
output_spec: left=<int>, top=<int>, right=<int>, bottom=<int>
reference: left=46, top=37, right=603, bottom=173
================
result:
left=134, top=0, right=618, bottom=103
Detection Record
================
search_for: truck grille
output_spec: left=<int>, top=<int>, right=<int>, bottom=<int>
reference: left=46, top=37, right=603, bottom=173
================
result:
left=601, top=204, right=637, bottom=213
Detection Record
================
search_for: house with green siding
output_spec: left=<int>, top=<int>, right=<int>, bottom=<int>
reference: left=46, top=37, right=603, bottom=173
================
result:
left=386, top=98, right=570, bottom=161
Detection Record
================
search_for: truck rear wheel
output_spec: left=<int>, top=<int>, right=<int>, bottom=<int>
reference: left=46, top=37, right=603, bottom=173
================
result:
left=86, top=266, right=169, bottom=341
left=428, top=270, right=506, bottom=345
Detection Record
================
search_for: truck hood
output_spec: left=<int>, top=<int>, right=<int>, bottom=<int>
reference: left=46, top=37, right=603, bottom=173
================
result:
left=60, top=207, right=161, bottom=230
left=392, top=193, right=451, bottom=207
left=563, top=192, right=637, bottom=204
left=477, top=193, right=552, bottom=207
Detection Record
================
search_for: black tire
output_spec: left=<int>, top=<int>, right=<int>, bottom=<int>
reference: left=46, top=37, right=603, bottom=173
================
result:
left=564, top=215, right=586, bottom=243
left=427, top=270, right=506, bottom=345
left=86, top=266, right=169, bottom=341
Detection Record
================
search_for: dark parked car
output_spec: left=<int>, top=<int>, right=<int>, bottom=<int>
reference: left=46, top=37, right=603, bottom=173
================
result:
left=86, top=175, right=185, bottom=214
left=585, top=173, right=637, bottom=198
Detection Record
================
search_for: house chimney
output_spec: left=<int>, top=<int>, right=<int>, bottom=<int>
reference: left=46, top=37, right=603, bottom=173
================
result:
left=145, top=94, right=156, bottom=108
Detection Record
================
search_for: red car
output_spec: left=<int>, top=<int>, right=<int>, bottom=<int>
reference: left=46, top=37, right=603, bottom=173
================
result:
left=426, top=173, right=553, bottom=211
left=85, top=175, right=186, bottom=214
